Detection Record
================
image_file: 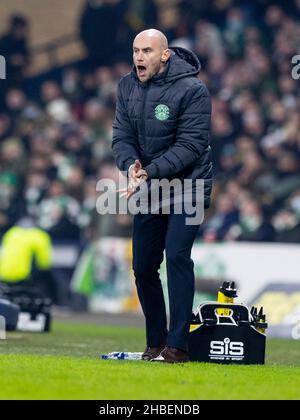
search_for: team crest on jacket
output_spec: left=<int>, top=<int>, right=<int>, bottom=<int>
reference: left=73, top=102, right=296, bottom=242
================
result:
left=155, top=104, right=170, bottom=121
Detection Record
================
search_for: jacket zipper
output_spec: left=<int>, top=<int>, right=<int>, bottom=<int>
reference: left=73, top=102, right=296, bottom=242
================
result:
left=141, top=83, right=149, bottom=153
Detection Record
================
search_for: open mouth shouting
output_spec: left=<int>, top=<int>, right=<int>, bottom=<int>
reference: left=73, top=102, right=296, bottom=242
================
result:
left=136, top=65, right=147, bottom=79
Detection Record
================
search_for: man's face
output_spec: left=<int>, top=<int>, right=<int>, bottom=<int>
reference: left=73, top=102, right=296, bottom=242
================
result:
left=133, top=35, right=166, bottom=82
left=12, top=25, right=28, bottom=40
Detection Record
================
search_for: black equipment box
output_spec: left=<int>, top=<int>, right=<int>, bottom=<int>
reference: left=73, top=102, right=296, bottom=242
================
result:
left=13, top=295, right=52, bottom=332
left=0, top=284, right=52, bottom=333
left=188, top=302, right=266, bottom=365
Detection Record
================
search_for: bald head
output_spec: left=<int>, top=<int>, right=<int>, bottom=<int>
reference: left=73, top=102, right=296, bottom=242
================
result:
left=133, top=29, right=171, bottom=82
left=134, top=29, right=168, bottom=51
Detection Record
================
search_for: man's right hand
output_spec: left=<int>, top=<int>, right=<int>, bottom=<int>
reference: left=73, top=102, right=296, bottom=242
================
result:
left=128, top=160, right=142, bottom=181
left=128, top=159, right=146, bottom=190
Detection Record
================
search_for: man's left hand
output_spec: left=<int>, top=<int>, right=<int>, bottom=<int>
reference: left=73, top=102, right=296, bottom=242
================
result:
left=135, top=169, right=148, bottom=179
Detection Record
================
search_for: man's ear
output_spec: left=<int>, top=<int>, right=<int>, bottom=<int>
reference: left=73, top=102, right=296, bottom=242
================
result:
left=161, top=49, right=171, bottom=63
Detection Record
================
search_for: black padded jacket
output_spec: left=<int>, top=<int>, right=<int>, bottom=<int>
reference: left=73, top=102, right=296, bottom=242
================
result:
left=112, top=47, right=212, bottom=208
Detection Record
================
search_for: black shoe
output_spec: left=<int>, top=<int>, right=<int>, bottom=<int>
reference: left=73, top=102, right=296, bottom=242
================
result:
left=151, top=346, right=189, bottom=363
left=142, top=344, right=166, bottom=361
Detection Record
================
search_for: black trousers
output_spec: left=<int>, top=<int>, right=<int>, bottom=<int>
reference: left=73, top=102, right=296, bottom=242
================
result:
left=132, top=211, right=200, bottom=352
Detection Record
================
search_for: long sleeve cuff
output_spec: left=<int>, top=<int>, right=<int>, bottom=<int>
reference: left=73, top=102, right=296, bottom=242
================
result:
left=124, top=158, right=136, bottom=175
left=144, top=163, right=158, bottom=179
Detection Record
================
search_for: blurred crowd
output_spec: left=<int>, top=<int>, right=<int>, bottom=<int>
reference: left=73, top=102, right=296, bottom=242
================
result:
left=0, top=0, right=300, bottom=244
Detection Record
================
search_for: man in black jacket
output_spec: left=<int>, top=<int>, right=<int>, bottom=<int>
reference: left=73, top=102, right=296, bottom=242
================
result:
left=112, top=29, right=212, bottom=363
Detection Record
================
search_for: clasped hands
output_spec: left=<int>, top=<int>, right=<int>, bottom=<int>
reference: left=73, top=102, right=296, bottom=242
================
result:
left=118, top=160, right=148, bottom=199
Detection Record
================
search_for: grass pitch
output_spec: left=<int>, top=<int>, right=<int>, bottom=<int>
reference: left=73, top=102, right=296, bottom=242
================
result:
left=0, top=321, right=299, bottom=400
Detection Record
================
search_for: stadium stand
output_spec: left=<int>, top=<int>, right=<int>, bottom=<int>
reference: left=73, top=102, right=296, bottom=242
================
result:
left=0, top=0, right=300, bottom=305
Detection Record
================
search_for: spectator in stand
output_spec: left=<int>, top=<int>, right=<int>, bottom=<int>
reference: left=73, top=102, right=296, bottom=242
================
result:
left=0, top=14, right=30, bottom=88
left=36, top=180, right=81, bottom=242
left=202, top=192, right=239, bottom=241
left=79, top=0, right=124, bottom=67
left=272, top=207, right=300, bottom=243
left=227, top=198, right=275, bottom=242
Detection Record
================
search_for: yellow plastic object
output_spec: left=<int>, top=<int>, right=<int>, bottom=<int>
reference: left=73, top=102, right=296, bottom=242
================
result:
left=0, top=227, right=52, bottom=282
left=217, top=291, right=233, bottom=316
